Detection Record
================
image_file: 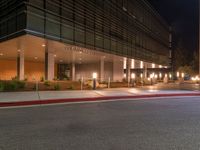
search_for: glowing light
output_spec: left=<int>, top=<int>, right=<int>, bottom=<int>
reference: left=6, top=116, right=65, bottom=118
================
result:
left=131, top=59, right=135, bottom=69
left=124, top=73, right=126, bottom=78
left=92, top=72, right=97, bottom=79
left=123, top=58, right=127, bottom=69
left=152, top=63, right=155, bottom=68
left=177, top=72, right=180, bottom=78
left=181, top=73, right=185, bottom=78
left=159, top=73, right=162, bottom=78
left=140, top=61, right=143, bottom=69
left=131, top=73, right=136, bottom=79
left=169, top=74, right=172, bottom=79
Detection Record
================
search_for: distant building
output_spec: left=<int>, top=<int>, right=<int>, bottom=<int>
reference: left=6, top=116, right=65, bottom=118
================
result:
left=0, top=0, right=171, bottom=81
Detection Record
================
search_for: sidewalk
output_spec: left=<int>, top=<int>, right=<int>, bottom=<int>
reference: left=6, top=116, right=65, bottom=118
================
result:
left=0, top=88, right=200, bottom=107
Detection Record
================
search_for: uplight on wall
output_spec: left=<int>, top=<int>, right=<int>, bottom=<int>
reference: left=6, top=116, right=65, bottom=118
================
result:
left=177, top=72, right=180, bottom=78
left=159, top=73, right=162, bottom=79
left=140, top=61, right=143, bottom=69
left=181, top=73, right=185, bottom=78
left=169, top=74, right=172, bottom=79
left=131, top=73, right=135, bottom=79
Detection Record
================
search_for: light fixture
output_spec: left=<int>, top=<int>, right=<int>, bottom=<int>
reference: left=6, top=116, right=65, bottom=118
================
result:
left=17, top=49, right=21, bottom=52
left=177, top=72, right=180, bottom=78
left=169, top=74, right=172, bottom=79
left=34, top=57, right=38, bottom=60
left=131, top=59, right=135, bottom=69
left=42, top=44, right=46, bottom=47
left=140, top=61, right=144, bottom=69
left=124, top=73, right=126, bottom=78
left=92, top=72, right=97, bottom=79
left=159, top=73, right=162, bottom=78
left=131, top=73, right=135, bottom=79
left=140, top=73, right=143, bottom=78
left=152, top=63, right=155, bottom=68
left=181, top=73, right=185, bottom=78
left=54, top=54, right=57, bottom=57
left=0, top=53, right=3, bottom=56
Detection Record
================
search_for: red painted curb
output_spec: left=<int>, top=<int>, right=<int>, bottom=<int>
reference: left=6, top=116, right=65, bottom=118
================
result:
left=0, top=93, right=200, bottom=107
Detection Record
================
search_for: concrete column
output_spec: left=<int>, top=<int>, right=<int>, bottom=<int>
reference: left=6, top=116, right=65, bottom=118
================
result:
left=126, top=58, right=131, bottom=82
left=17, top=49, right=24, bottom=80
left=71, top=51, right=76, bottom=81
left=45, top=52, right=55, bottom=81
left=144, top=62, right=148, bottom=79
left=100, top=57, right=105, bottom=82
left=113, top=57, right=124, bottom=82
left=71, top=63, right=76, bottom=81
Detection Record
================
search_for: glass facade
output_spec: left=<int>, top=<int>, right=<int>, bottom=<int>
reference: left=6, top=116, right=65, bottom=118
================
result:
left=0, top=0, right=170, bottom=65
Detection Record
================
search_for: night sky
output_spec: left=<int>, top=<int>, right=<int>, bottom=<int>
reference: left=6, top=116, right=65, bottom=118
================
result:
left=147, top=0, right=199, bottom=53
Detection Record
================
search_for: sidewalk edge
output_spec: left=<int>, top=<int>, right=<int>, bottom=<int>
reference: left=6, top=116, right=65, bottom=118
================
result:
left=0, top=93, right=200, bottom=107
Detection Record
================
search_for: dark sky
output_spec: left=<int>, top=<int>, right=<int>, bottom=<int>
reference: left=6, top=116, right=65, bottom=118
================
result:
left=147, top=0, right=199, bottom=52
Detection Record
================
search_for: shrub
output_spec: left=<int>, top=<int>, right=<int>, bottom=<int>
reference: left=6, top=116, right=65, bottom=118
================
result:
left=54, top=83, right=60, bottom=91
left=44, top=80, right=51, bottom=86
left=53, top=77, right=58, bottom=81
left=0, top=82, right=4, bottom=92
left=40, top=76, right=44, bottom=82
left=68, top=85, right=75, bottom=90
left=16, top=80, right=25, bottom=89
left=4, top=81, right=18, bottom=91
left=0, top=80, right=25, bottom=91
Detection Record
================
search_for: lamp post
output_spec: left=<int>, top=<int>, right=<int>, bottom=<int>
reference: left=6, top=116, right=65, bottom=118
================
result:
left=92, top=72, right=97, bottom=90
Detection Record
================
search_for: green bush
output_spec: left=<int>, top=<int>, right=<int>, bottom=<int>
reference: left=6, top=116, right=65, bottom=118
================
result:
left=4, top=81, right=18, bottom=91
left=40, top=76, right=44, bottom=82
left=0, top=82, right=4, bottom=92
left=54, top=84, right=60, bottom=91
left=16, top=80, right=25, bottom=89
left=44, top=80, right=51, bottom=86
left=0, top=80, right=26, bottom=91
left=68, top=85, right=75, bottom=90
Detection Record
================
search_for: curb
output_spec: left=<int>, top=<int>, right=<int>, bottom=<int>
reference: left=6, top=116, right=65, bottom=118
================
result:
left=0, top=93, right=200, bottom=108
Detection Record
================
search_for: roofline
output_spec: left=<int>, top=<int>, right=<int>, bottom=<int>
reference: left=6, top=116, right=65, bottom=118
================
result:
left=141, top=0, right=170, bottom=30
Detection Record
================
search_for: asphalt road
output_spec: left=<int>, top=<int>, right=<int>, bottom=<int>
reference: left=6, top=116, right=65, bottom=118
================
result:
left=1, top=97, right=200, bottom=150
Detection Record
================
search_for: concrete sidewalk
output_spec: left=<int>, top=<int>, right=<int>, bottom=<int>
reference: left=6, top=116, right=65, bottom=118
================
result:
left=0, top=88, right=199, bottom=103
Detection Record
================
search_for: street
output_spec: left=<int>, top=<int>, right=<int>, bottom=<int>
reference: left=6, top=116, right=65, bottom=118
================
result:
left=1, top=97, right=200, bottom=150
